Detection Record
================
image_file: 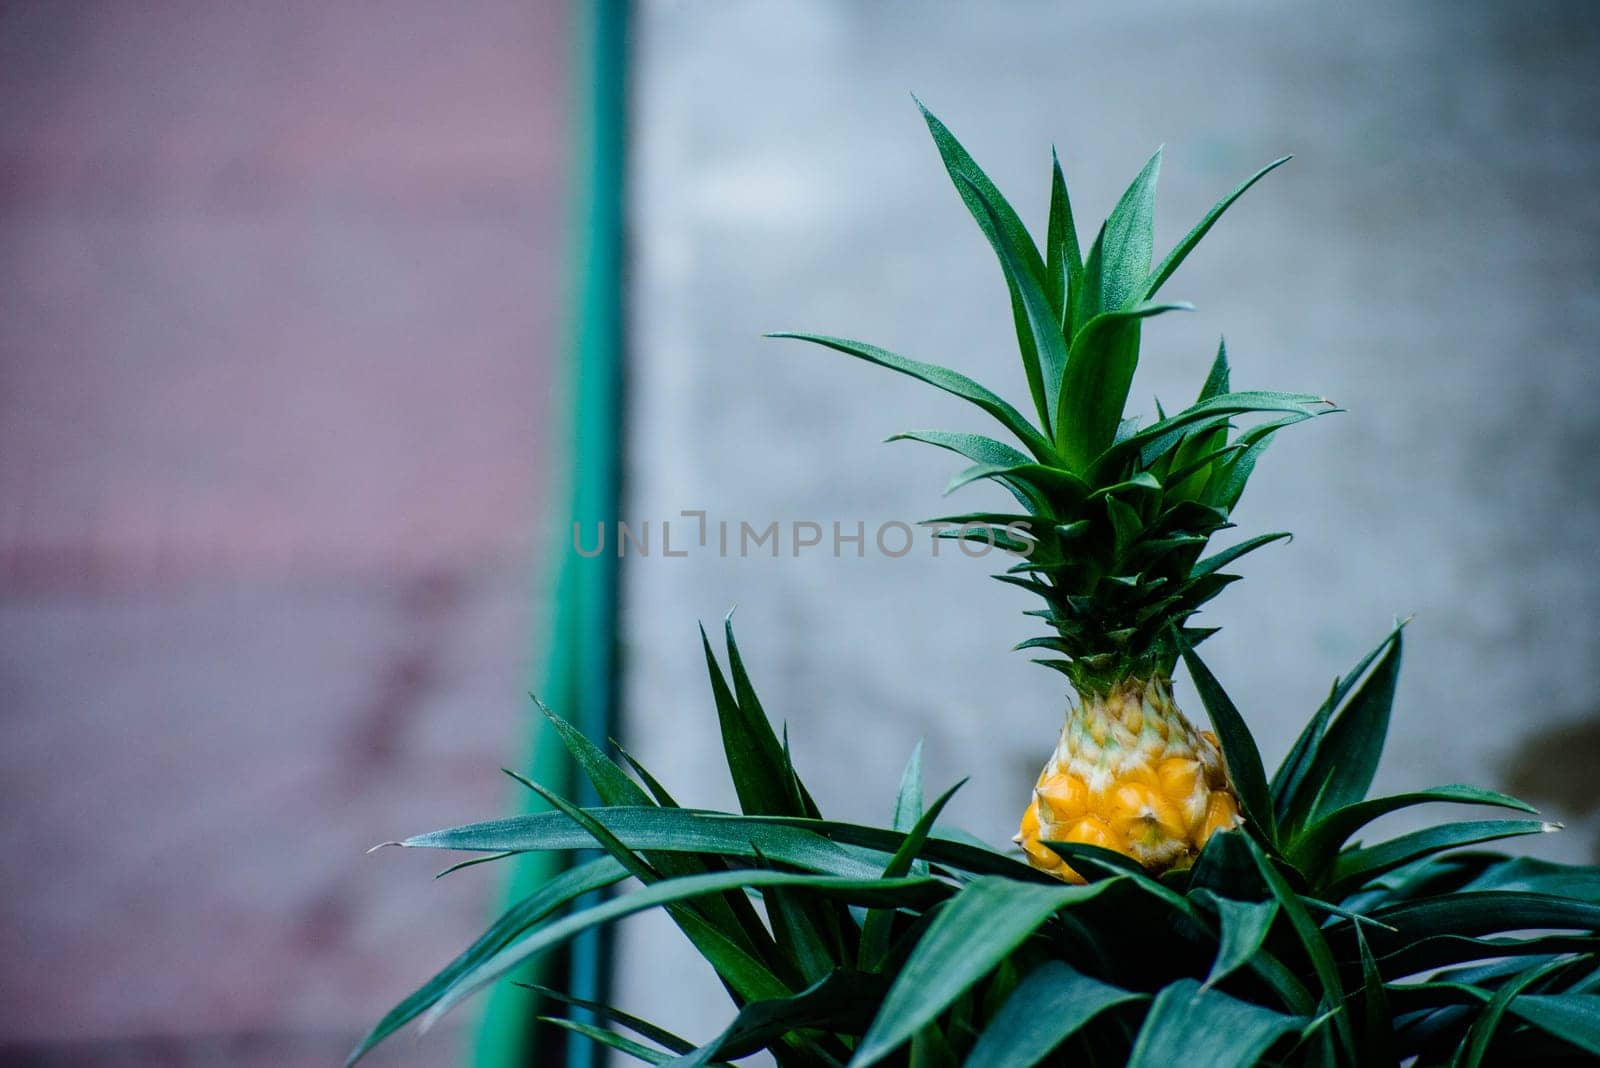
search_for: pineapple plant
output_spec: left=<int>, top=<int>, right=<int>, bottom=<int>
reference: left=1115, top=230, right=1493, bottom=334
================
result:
left=773, top=103, right=1328, bottom=880
left=352, top=106, right=1600, bottom=1066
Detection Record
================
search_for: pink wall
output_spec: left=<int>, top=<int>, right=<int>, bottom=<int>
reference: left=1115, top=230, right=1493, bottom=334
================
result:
left=0, top=2, right=568, bottom=1062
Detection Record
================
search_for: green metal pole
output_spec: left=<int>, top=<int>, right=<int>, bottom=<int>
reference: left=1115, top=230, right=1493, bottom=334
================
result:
left=474, top=1, right=627, bottom=1064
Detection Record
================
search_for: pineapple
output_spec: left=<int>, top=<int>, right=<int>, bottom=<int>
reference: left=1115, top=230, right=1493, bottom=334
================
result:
left=775, top=104, right=1332, bottom=880
left=1017, top=676, right=1237, bottom=878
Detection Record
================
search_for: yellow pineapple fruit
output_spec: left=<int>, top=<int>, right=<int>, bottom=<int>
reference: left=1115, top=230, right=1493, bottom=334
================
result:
left=1014, top=676, right=1237, bottom=881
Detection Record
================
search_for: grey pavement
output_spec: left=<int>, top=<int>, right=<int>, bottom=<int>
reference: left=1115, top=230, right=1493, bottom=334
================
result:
left=621, top=0, right=1600, bottom=1049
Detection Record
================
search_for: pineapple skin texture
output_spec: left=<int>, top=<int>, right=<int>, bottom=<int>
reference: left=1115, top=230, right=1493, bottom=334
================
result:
left=1015, top=675, right=1240, bottom=882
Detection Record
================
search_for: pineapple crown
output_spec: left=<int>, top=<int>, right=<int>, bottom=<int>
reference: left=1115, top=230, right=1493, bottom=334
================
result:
left=773, top=102, right=1336, bottom=695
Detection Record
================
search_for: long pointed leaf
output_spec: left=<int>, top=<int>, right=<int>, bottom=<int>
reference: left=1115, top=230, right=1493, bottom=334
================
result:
left=1091, top=390, right=1331, bottom=480
left=859, top=780, right=965, bottom=971
left=1364, top=892, right=1600, bottom=950
left=852, top=877, right=1113, bottom=1066
left=1459, top=855, right=1600, bottom=898
left=538, top=703, right=777, bottom=960
left=1457, top=957, right=1572, bottom=1067
left=537, top=698, right=652, bottom=807
left=1272, top=625, right=1402, bottom=825
left=1180, top=638, right=1278, bottom=845
left=955, top=171, right=1071, bottom=437
left=1198, top=339, right=1231, bottom=402
left=1074, top=225, right=1106, bottom=334
left=916, top=100, right=1053, bottom=435
left=1055, top=302, right=1192, bottom=469
left=1192, top=531, right=1291, bottom=578
left=966, top=961, right=1147, bottom=1068
left=888, top=430, right=1046, bottom=512
left=914, top=99, right=1046, bottom=285
left=615, top=744, right=683, bottom=808
left=889, top=740, right=926, bottom=868
left=703, top=812, right=1048, bottom=884
left=945, top=459, right=1088, bottom=504
left=516, top=778, right=798, bottom=1005
left=399, top=806, right=887, bottom=880
left=889, top=434, right=1049, bottom=518
left=770, top=332, right=1053, bottom=461
left=721, top=616, right=821, bottom=818
left=543, top=1017, right=677, bottom=1066
left=346, top=857, right=629, bottom=1065
left=1331, top=820, right=1559, bottom=895
left=1127, top=979, right=1301, bottom=1067
left=1290, top=785, right=1537, bottom=873
left=520, top=983, right=697, bottom=1055
left=668, top=970, right=885, bottom=1066
left=421, top=869, right=936, bottom=1031
left=1203, top=419, right=1297, bottom=511
left=1142, top=156, right=1291, bottom=300
left=1376, top=933, right=1599, bottom=982
left=702, top=624, right=794, bottom=819
left=1356, top=927, right=1398, bottom=1066
left=1295, top=626, right=1405, bottom=828
left=1191, top=890, right=1279, bottom=991
left=760, top=878, right=836, bottom=987
left=1097, top=148, right=1162, bottom=314
left=1246, top=837, right=1357, bottom=1058
left=1047, top=149, right=1084, bottom=335
left=1509, top=994, right=1600, bottom=1057
left=887, top=430, right=1031, bottom=468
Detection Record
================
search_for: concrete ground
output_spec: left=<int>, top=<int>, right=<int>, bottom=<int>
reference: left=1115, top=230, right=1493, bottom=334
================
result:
left=621, top=0, right=1600, bottom=1048
left=1, top=2, right=566, bottom=1063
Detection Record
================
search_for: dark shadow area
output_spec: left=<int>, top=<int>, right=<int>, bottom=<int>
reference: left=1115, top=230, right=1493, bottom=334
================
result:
left=1503, top=712, right=1600, bottom=860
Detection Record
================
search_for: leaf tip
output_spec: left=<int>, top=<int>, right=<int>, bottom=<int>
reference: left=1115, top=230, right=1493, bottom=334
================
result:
left=366, top=840, right=404, bottom=854
left=501, top=766, right=539, bottom=792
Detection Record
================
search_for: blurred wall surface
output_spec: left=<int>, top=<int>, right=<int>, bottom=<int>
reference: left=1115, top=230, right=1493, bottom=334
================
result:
left=1, top=2, right=565, bottom=1063
left=622, top=0, right=1600, bottom=1046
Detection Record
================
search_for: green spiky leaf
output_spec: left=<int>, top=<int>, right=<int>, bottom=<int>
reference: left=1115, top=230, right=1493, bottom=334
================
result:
left=1046, top=149, right=1085, bottom=335
left=853, top=877, right=1111, bottom=1066
left=1128, top=979, right=1303, bottom=1068
left=966, top=961, right=1146, bottom=1068
left=769, top=332, right=1055, bottom=462
left=1142, top=156, right=1292, bottom=301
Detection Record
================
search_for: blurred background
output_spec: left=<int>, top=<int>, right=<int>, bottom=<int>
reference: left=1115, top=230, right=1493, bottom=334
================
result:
left=1, top=1, right=566, bottom=1063
left=3, top=0, right=1599, bottom=1064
